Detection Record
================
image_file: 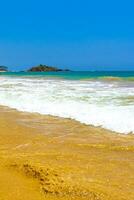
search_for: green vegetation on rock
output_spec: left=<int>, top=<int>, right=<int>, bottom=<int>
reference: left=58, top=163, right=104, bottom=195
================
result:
left=27, top=64, right=70, bottom=72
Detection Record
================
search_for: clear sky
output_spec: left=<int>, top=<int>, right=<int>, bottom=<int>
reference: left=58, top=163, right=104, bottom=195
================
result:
left=0, top=0, right=134, bottom=71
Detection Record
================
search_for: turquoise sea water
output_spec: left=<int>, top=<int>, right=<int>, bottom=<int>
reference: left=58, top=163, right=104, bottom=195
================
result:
left=1, top=71, right=134, bottom=80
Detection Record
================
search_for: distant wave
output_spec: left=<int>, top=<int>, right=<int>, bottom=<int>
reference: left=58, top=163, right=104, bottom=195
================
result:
left=80, top=76, right=134, bottom=82
left=98, top=76, right=134, bottom=81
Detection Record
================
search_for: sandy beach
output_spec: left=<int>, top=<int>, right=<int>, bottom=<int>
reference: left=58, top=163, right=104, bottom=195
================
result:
left=0, top=106, right=134, bottom=200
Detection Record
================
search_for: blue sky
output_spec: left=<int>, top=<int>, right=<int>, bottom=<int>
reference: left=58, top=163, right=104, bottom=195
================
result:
left=0, top=0, right=134, bottom=71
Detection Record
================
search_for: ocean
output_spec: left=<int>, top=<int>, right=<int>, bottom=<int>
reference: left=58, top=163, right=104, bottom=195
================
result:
left=0, top=71, right=134, bottom=134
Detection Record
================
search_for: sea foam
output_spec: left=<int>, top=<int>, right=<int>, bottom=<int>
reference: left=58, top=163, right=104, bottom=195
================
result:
left=0, top=76, right=134, bottom=134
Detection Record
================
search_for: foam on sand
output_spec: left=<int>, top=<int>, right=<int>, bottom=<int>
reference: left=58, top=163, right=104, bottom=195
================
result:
left=0, top=76, right=134, bottom=134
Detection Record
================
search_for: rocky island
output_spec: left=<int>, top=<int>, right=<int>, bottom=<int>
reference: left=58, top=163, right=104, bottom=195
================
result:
left=0, top=66, right=8, bottom=72
left=27, top=64, right=70, bottom=72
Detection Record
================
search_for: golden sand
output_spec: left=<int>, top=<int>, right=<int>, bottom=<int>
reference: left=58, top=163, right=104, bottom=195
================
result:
left=0, top=106, right=134, bottom=200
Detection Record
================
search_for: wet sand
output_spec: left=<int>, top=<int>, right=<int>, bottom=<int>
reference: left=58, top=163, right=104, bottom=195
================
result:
left=0, top=106, right=134, bottom=200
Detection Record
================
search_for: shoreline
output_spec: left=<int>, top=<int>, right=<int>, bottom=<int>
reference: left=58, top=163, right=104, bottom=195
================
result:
left=1, top=105, right=122, bottom=135
left=0, top=105, right=133, bottom=135
left=0, top=106, right=134, bottom=200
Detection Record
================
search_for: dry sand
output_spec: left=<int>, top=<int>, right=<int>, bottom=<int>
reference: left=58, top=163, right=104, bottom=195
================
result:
left=0, top=106, right=134, bottom=200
